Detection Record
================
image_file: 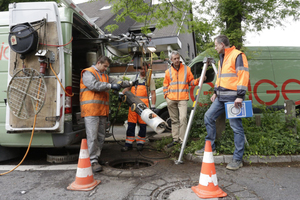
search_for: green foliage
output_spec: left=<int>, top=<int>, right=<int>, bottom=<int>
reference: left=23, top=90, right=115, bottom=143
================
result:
left=151, top=53, right=159, bottom=60
left=154, top=137, right=173, bottom=151
left=110, top=55, right=132, bottom=64
left=196, top=0, right=300, bottom=49
left=185, top=104, right=300, bottom=157
left=159, top=51, right=166, bottom=60
left=106, top=0, right=300, bottom=50
left=182, top=94, right=212, bottom=154
left=154, top=78, right=164, bottom=89
left=109, top=77, right=131, bottom=124
left=109, top=91, right=129, bottom=124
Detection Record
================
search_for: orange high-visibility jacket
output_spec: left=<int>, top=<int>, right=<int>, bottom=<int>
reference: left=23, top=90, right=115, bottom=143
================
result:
left=163, top=62, right=199, bottom=100
left=215, top=46, right=249, bottom=102
left=128, top=76, right=148, bottom=124
left=131, top=75, right=149, bottom=106
left=80, top=67, right=109, bottom=117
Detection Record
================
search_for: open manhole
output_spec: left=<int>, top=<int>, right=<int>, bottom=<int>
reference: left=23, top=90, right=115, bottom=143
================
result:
left=109, top=158, right=154, bottom=170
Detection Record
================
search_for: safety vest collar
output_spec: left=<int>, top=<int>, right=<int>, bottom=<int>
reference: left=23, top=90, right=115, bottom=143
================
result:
left=169, top=63, right=187, bottom=84
left=225, top=46, right=237, bottom=56
left=171, top=62, right=183, bottom=71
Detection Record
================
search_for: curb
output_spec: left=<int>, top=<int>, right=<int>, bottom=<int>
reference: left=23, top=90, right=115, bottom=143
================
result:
left=185, top=153, right=300, bottom=164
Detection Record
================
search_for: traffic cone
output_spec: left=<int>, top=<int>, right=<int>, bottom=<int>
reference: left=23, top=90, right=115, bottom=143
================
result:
left=67, top=139, right=101, bottom=191
left=191, top=140, right=227, bottom=198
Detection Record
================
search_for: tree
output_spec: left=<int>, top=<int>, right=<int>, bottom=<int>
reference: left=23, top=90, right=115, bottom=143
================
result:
left=106, top=0, right=300, bottom=50
left=1, top=0, right=59, bottom=11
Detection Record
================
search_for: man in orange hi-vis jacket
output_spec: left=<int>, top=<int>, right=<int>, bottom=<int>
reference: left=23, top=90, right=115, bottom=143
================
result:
left=121, top=63, right=156, bottom=152
left=80, top=55, right=137, bottom=173
left=195, top=35, right=249, bottom=171
left=163, top=51, right=202, bottom=148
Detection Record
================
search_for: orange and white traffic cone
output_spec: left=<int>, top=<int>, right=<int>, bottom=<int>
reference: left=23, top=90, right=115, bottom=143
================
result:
left=67, top=139, right=101, bottom=191
left=191, top=140, right=227, bottom=199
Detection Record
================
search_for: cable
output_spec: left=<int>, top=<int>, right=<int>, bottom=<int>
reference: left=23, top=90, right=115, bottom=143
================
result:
left=10, top=19, right=46, bottom=39
left=0, top=78, right=42, bottom=175
left=39, top=37, right=73, bottom=47
left=49, top=63, right=74, bottom=97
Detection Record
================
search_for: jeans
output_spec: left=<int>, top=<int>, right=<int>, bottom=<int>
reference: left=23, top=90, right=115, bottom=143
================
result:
left=204, top=98, right=245, bottom=160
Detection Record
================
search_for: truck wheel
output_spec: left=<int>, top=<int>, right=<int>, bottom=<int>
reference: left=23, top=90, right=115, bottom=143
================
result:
left=160, top=110, right=171, bottom=132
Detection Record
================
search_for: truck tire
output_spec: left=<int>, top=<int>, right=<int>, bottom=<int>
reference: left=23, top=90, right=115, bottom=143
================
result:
left=160, top=110, right=171, bottom=132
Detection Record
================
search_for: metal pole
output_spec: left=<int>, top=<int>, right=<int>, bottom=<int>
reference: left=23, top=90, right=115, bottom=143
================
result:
left=175, top=57, right=211, bottom=164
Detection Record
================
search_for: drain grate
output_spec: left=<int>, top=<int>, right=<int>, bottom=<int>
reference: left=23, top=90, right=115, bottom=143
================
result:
left=109, top=158, right=154, bottom=169
left=47, top=154, right=78, bottom=163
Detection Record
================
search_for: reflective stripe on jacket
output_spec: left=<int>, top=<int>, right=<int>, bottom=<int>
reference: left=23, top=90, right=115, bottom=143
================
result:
left=214, top=46, right=249, bottom=102
left=163, top=62, right=198, bottom=100
left=80, top=67, right=109, bottom=117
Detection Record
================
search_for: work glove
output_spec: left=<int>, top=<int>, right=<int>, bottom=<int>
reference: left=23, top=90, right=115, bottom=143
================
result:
left=131, top=79, right=139, bottom=86
left=118, top=92, right=124, bottom=102
left=111, top=83, right=121, bottom=91
left=151, top=104, right=156, bottom=112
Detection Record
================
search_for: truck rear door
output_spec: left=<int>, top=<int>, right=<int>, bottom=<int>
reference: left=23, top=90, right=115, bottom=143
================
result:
left=6, top=2, right=65, bottom=132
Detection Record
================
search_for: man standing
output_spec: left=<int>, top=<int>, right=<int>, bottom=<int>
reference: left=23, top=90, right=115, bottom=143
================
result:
left=195, top=35, right=249, bottom=170
left=163, top=51, right=200, bottom=148
left=121, top=63, right=156, bottom=152
left=80, top=55, right=136, bottom=172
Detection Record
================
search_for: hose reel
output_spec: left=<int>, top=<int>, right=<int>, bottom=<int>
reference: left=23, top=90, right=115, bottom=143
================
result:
left=8, top=23, right=39, bottom=59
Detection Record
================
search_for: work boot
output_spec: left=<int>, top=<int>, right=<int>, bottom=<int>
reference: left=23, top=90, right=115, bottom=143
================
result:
left=136, top=145, right=143, bottom=151
left=121, top=146, right=133, bottom=152
left=226, top=159, right=243, bottom=170
left=167, top=140, right=178, bottom=148
left=194, top=147, right=216, bottom=156
left=92, top=162, right=103, bottom=172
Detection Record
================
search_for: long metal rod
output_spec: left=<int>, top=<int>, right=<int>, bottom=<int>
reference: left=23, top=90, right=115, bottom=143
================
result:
left=175, top=58, right=210, bottom=164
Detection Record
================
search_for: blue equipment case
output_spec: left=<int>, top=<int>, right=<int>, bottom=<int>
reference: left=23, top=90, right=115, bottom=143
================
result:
left=225, top=100, right=253, bottom=119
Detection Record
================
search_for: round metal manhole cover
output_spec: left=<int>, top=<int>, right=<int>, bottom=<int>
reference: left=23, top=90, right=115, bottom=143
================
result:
left=150, top=181, right=236, bottom=200
left=109, top=158, right=154, bottom=169
left=151, top=180, right=197, bottom=199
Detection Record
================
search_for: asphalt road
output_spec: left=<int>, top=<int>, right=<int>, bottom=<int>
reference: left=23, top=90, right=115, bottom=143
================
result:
left=1, top=127, right=300, bottom=200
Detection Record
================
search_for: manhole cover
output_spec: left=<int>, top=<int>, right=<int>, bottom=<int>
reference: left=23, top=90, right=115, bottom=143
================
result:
left=151, top=180, right=197, bottom=199
left=150, top=180, right=236, bottom=200
left=109, top=158, right=154, bottom=169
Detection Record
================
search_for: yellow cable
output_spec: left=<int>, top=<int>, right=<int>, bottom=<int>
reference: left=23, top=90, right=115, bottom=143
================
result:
left=1, top=62, right=76, bottom=175
left=50, top=63, right=74, bottom=97
left=0, top=78, right=42, bottom=176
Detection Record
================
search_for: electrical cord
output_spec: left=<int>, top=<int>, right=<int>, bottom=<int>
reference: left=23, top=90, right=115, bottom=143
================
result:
left=0, top=78, right=43, bottom=176
left=50, top=63, right=74, bottom=97
left=0, top=62, right=74, bottom=175
left=39, top=37, right=73, bottom=47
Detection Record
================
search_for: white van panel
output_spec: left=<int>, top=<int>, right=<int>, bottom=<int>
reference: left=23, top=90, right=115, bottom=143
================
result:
left=6, top=2, right=64, bottom=132
left=9, top=2, right=60, bottom=26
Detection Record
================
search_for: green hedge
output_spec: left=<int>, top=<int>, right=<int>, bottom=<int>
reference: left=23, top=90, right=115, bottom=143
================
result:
left=184, top=104, right=300, bottom=157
